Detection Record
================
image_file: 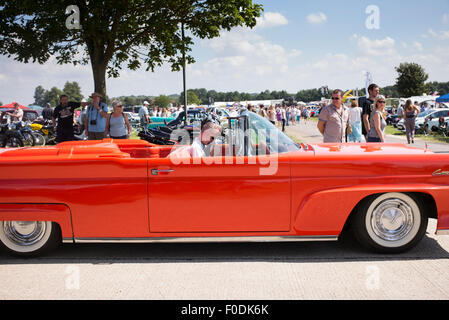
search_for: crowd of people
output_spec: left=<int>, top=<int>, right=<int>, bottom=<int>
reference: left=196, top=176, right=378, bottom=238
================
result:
left=13, top=86, right=447, bottom=146
left=248, top=103, right=317, bottom=132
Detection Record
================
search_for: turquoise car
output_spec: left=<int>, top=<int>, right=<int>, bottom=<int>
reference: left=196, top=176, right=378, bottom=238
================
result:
left=148, top=116, right=176, bottom=129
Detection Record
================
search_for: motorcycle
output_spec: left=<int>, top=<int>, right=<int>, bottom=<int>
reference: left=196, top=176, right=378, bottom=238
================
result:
left=0, top=123, right=24, bottom=148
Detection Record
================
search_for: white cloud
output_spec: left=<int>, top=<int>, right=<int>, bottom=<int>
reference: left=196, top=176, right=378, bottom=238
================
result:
left=426, top=28, right=449, bottom=39
left=357, top=36, right=396, bottom=56
left=306, top=12, right=327, bottom=25
left=256, top=12, right=288, bottom=28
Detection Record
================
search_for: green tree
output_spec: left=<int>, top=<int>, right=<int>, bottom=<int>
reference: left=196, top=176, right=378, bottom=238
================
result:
left=0, top=1, right=262, bottom=99
left=395, top=62, right=429, bottom=97
left=153, top=95, right=171, bottom=108
left=63, top=81, right=84, bottom=102
left=33, top=85, right=47, bottom=106
left=179, top=90, right=202, bottom=105
left=44, top=87, right=64, bottom=107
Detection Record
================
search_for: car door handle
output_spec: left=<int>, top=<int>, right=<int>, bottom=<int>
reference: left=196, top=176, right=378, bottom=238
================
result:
left=151, top=169, right=174, bottom=176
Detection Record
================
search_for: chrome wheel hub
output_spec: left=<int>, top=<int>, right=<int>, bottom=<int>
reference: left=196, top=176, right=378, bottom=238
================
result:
left=3, top=221, right=47, bottom=246
left=371, top=199, right=414, bottom=242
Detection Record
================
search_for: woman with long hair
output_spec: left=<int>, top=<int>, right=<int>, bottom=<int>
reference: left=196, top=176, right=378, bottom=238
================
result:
left=348, top=100, right=363, bottom=142
left=403, top=99, right=420, bottom=144
left=367, top=95, right=387, bottom=143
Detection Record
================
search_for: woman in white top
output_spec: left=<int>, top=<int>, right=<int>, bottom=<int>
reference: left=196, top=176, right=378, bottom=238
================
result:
left=348, top=100, right=363, bottom=142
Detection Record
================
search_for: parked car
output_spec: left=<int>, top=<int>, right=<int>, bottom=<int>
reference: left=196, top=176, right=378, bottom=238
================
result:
left=0, top=112, right=448, bottom=257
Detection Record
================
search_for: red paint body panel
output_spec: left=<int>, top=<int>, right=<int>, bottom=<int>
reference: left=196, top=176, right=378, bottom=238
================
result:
left=0, top=140, right=448, bottom=240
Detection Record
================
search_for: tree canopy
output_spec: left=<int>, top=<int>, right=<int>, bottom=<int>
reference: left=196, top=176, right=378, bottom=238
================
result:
left=0, top=0, right=263, bottom=99
left=395, top=62, right=429, bottom=97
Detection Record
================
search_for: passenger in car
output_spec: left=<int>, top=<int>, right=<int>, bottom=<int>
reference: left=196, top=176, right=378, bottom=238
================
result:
left=169, top=120, right=222, bottom=159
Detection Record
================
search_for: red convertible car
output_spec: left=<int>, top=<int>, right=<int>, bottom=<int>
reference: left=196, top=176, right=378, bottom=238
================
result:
left=0, top=112, right=448, bottom=257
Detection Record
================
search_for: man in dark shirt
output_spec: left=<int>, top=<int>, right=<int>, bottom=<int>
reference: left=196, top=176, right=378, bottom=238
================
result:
left=52, top=95, right=87, bottom=143
left=42, top=103, right=54, bottom=121
left=360, top=84, right=380, bottom=140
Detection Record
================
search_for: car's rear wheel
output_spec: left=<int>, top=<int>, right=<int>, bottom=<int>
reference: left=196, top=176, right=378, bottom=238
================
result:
left=352, top=193, right=427, bottom=253
left=0, top=221, right=61, bottom=257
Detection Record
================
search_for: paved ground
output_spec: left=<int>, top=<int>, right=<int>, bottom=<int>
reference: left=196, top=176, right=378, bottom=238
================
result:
left=0, top=220, right=448, bottom=300
left=284, top=119, right=449, bottom=152
left=1, top=122, right=448, bottom=300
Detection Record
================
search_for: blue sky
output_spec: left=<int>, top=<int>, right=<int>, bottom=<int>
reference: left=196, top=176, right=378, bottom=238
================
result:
left=1, top=0, right=449, bottom=105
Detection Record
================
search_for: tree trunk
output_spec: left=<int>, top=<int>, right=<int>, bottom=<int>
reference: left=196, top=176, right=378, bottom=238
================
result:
left=87, top=40, right=108, bottom=101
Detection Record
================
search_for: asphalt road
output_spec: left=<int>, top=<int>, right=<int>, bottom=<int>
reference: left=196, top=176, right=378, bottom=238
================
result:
left=0, top=219, right=448, bottom=300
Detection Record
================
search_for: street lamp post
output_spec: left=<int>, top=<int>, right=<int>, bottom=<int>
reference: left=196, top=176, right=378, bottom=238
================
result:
left=182, top=22, right=188, bottom=126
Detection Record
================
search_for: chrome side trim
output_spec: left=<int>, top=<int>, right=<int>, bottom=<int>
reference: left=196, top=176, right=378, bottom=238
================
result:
left=63, top=238, right=74, bottom=244
left=436, top=229, right=449, bottom=236
left=73, top=235, right=338, bottom=244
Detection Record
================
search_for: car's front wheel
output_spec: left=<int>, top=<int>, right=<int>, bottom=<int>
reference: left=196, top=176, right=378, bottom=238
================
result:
left=352, top=193, right=428, bottom=253
left=0, top=221, right=61, bottom=257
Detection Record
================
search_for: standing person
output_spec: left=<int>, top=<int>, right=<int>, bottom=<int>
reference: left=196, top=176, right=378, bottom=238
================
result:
left=268, top=105, right=276, bottom=125
left=105, top=100, right=131, bottom=139
left=4, top=103, right=24, bottom=123
left=403, top=99, right=421, bottom=144
left=280, top=106, right=286, bottom=132
left=52, top=95, right=87, bottom=142
left=348, top=100, right=363, bottom=143
left=42, top=103, right=53, bottom=121
left=360, top=84, right=380, bottom=141
left=317, top=89, right=349, bottom=143
left=85, top=92, right=108, bottom=141
left=367, top=95, right=387, bottom=143
left=286, top=106, right=291, bottom=126
left=276, top=106, right=282, bottom=128
left=139, top=101, right=151, bottom=128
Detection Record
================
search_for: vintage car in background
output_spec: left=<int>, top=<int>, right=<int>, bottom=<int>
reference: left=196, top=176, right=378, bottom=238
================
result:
left=0, top=109, right=39, bottom=124
left=0, top=112, right=448, bottom=257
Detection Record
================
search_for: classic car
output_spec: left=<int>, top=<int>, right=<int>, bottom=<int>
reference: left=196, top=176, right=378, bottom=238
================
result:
left=0, top=111, right=448, bottom=257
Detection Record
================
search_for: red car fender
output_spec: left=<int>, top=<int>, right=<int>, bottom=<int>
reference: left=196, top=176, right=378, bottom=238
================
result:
left=293, top=184, right=449, bottom=236
left=0, top=204, right=73, bottom=241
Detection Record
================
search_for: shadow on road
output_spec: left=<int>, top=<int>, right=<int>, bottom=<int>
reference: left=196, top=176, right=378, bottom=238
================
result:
left=1, top=230, right=447, bottom=265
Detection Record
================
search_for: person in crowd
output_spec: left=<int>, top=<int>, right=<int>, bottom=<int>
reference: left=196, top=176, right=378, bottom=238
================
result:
left=348, top=100, right=363, bottom=143
left=52, top=95, right=88, bottom=142
left=317, top=89, right=349, bottom=143
left=276, top=106, right=282, bottom=128
left=4, top=103, right=24, bottom=123
left=139, top=101, right=151, bottom=128
left=169, top=120, right=222, bottom=159
left=85, top=92, right=109, bottom=140
left=286, top=106, right=291, bottom=127
left=403, top=99, right=421, bottom=144
left=430, top=116, right=448, bottom=136
left=268, top=105, right=276, bottom=125
left=105, top=100, right=131, bottom=139
left=367, top=95, right=387, bottom=143
left=361, top=84, right=380, bottom=141
left=280, top=106, right=286, bottom=132
left=397, top=103, right=404, bottom=119
left=302, top=107, right=310, bottom=124
left=42, top=103, right=53, bottom=121
left=259, top=105, right=268, bottom=118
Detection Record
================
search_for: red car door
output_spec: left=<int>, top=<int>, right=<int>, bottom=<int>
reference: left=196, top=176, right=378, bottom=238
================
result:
left=148, top=154, right=291, bottom=233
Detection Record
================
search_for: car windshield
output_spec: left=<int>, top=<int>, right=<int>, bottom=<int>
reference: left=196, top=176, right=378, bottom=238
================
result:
left=232, top=111, right=300, bottom=155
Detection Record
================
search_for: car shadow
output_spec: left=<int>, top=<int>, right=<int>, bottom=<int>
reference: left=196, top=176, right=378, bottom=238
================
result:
left=0, top=231, right=448, bottom=265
